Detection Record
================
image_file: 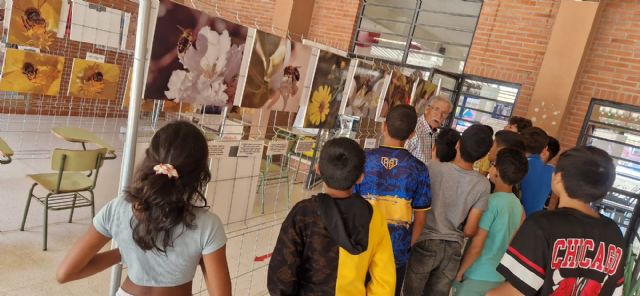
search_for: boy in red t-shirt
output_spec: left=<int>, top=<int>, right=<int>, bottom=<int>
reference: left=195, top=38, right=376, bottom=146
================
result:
left=488, top=146, right=625, bottom=296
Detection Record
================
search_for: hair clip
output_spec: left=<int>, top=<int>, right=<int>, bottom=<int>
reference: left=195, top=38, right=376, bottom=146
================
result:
left=153, top=163, right=179, bottom=179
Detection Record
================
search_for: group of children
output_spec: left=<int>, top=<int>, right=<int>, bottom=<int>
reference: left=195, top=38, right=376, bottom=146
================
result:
left=52, top=108, right=624, bottom=296
left=268, top=107, right=626, bottom=296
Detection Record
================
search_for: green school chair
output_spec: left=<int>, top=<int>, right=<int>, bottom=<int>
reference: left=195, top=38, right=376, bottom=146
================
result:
left=20, top=148, right=107, bottom=250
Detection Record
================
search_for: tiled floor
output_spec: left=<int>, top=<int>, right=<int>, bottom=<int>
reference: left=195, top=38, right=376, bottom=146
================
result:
left=0, top=115, right=316, bottom=296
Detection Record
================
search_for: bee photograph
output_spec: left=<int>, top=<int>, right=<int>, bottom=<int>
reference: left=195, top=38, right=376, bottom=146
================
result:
left=378, top=69, right=417, bottom=121
left=342, top=61, right=386, bottom=120
left=144, top=0, right=248, bottom=107
left=303, top=51, right=350, bottom=129
left=240, top=31, right=312, bottom=113
left=68, top=58, right=121, bottom=100
left=0, top=48, right=64, bottom=96
left=7, top=0, right=63, bottom=49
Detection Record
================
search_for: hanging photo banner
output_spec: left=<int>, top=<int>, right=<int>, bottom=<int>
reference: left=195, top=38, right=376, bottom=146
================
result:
left=144, top=0, right=249, bottom=107
left=68, top=0, right=132, bottom=50
left=342, top=60, right=386, bottom=119
left=7, top=0, right=63, bottom=49
left=68, top=59, right=121, bottom=100
left=238, top=31, right=312, bottom=112
left=302, top=50, right=351, bottom=129
left=0, top=48, right=64, bottom=96
left=412, top=79, right=438, bottom=115
left=378, top=69, right=417, bottom=121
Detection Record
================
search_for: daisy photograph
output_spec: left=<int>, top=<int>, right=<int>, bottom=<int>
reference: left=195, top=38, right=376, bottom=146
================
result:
left=7, top=0, right=63, bottom=49
left=68, top=59, right=121, bottom=100
left=144, top=0, right=248, bottom=107
left=0, top=48, right=64, bottom=96
left=303, top=51, right=350, bottom=129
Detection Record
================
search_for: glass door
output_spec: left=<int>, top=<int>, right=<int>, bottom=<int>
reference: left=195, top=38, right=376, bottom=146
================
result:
left=451, top=76, right=520, bottom=132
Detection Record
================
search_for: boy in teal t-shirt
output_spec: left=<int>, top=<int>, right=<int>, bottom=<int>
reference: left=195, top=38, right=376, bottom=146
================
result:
left=453, top=148, right=528, bottom=296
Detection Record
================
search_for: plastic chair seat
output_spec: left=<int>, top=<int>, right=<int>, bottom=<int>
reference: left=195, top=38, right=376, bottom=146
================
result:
left=27, top=173, right=93, bottom=193
left=0, top=137, right=13, bottom=157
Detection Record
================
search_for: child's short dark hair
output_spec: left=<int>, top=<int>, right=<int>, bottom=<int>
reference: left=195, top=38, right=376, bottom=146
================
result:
left=521, top=127, right=549, bottom=155
left=547, top=136, right=560, bottom=161
left=496, top=148, right=528, bottom=186
left=508, top=116, right=533, bottom=132
left=459, top=124, right=493, bottom=163
left=494, top=130, right=526, bottom=152
left=555, top=146, right=615, bottom=203
left=319, top=137, right=365, bottom=190
left=434, top=128, right=460, bottom=162
left=386, top=105, right=418, bottom=141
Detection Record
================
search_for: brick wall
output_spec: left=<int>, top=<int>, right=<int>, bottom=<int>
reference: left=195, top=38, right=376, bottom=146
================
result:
left=464, top=0, right=560, bottom=117
left=306, top=0, right=361, bottom=52
left=188, top=0, right=275, bottom=33
left=559, top=0, right=640, bottom=146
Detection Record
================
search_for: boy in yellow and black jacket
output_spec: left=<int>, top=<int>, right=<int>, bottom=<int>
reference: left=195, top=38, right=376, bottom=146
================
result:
left=267, top=137, right=396, bottom=296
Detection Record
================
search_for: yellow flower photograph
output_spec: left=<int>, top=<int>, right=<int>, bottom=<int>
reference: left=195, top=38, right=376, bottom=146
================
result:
left=8, top=0, right=63, bottom=49
left=0, top=48, right=64, bottom=96
left=306, top=85, right=333, bottom=126
left=303, top=51, right=350, bottom=128
left=68, top=59, right=121, bottom=100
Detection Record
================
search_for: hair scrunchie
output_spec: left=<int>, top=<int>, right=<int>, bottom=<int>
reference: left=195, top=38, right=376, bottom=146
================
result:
left=153, top=163, right=179, bottom=179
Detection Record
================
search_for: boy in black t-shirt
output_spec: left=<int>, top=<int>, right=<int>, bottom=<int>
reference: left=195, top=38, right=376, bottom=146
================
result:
left=487, top=146, right=625, bottom=296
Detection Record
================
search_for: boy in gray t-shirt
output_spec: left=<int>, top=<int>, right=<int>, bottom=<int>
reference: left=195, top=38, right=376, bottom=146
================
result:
left=403, top=124, right=493, bottom=296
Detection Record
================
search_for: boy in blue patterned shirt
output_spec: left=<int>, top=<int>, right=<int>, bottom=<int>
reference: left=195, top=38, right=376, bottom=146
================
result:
left=356, top=104, right=432, bottom=295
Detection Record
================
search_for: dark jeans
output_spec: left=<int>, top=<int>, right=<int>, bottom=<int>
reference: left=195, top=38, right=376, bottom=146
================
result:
left=402, top=239, right=462, bottom=296
left=396, top=264, right=407, bottom=296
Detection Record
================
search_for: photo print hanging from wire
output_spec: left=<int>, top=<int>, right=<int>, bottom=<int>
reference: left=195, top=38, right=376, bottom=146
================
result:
left=342, top=60, right=386, bottom=120
left=144, top=0, right=249, bottom=108
left=303, top=50, right=351, bottom=129
left=239, top=30, right=312, bottom=113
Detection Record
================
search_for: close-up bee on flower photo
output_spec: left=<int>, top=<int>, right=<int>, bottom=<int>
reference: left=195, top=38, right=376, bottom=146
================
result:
left=68, top=59, right=121, bottom=100
left=0, top=48, right=64, bottom=96
left=8, top=0, right=62, bottom=50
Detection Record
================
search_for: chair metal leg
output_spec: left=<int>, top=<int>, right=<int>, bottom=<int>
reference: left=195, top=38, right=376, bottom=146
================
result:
left=20, top=183, right=37, bottom=231
left=89, top=191, right=95, bottom=217
left=43, top=193, right=50, bottom=251
left=68, top=193, right=77, bottom=223
left=286, top=176, right=291, bottom=209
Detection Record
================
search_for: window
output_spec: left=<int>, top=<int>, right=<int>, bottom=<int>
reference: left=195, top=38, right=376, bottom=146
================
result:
left=352, top=0, right=483, bottom=73
left=450, top=76, right=519, bottom=132
left=579, top=99, right=640, bottom=232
